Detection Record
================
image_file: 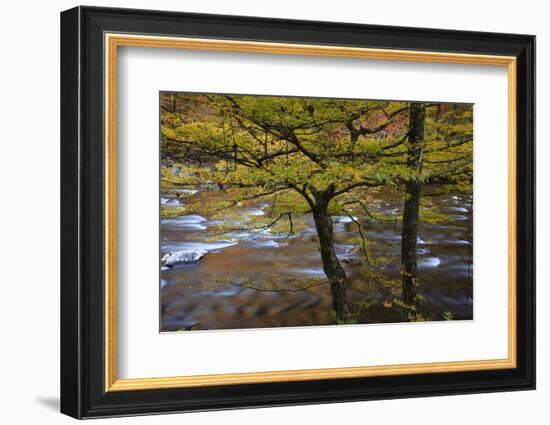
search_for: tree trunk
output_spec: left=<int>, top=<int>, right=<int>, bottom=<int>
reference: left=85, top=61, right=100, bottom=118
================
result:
left=401, top=103, right=426, bottom=321
left=312, top=203, right=348, bottom=322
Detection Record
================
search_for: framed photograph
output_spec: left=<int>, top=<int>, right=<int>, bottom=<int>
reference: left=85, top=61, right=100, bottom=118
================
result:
left=60, top=6, right=535, bottom=419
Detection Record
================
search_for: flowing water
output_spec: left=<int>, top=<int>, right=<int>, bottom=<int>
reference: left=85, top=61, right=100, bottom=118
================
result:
left=160, top=189, right=473, bottom=331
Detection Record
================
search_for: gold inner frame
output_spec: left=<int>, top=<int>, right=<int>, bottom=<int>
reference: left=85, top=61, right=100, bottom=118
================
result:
left=104, top=33, right=517, bottom=392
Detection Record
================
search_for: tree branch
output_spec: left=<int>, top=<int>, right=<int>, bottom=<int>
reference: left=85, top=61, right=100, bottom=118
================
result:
left=332, top=180, right=384, bottom=198
left=228, top=280, right=328, bottom=293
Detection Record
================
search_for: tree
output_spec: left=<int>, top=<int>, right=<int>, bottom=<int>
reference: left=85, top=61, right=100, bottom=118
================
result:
left=398, top=102, right=473, bottom=321
left=161, top=94, right=413, bottom=322
left=160, top=94, right=473, bottom=323
left=400, top=103, right=426, bottom=321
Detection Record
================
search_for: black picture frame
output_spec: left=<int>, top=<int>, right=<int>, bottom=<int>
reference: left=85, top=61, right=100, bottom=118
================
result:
left=61, top=5, right=536, bottom=419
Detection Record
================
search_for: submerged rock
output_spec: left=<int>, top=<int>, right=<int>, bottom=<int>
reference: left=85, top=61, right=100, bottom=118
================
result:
left=162, top=249, right=208, bottom=267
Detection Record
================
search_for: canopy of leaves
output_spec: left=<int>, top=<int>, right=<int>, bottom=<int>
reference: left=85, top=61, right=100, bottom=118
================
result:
left=161, top=93, right=472, bottom=221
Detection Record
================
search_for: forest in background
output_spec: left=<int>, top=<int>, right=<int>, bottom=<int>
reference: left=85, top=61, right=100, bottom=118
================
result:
left=159, top=93, right=473, bottom=329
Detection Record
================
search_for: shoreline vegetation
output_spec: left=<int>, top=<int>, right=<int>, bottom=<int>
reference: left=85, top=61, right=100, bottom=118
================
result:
left=159, top=93, right=473, bottom=331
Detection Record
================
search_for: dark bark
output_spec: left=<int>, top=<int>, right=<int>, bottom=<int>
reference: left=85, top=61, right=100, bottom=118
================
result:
left=311, top=201, right=348, bottom=322
left=401, top=103, right=426, bottom=321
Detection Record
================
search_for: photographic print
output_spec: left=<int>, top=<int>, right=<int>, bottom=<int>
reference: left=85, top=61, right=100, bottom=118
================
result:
left=61, top=9, right=535, bottom=417
left=160, top=93, right=473, bottom=332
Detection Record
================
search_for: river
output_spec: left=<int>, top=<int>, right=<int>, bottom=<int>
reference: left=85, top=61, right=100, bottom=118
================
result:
left=160, top=188, right=473, bottom=331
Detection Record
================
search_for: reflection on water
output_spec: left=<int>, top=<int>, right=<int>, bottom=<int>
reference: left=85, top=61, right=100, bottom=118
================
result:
left=160, top=189, right=473, bottom=331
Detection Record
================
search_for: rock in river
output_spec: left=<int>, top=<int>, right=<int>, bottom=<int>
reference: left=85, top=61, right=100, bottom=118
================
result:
left=162, top=249, right=208, bottom=267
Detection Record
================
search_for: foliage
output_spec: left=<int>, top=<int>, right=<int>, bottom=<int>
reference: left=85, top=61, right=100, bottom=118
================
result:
left=160, top=93, right=473, bottom=322
left=161, top=94, right=471, bottom=220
